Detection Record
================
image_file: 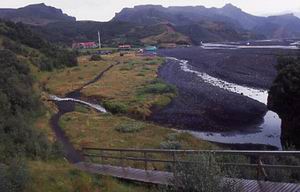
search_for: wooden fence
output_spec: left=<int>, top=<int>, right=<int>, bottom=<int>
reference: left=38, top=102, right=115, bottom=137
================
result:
left=81, top=148, right=300, bottom=181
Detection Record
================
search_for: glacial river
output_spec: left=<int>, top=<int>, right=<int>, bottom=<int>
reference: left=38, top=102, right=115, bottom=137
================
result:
left=166, top=57, right=282, bottom=150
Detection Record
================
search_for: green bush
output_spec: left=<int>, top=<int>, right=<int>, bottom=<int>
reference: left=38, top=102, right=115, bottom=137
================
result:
left=0, top=160, right=29, bottom=192
left=160, top=133, right=182, bottom=149
left=166, top=133, right=180, bottom=141
left=139, top=80, right=177, bottom=95
left=115, top=122, right=144, bottom=133
left=164, top=154, right=240, bottom=192
left=159, top=141, right=181, bottom=150
left=103, top=101, right=128, bottom=114
left=90, top=54, right=102, bottom=61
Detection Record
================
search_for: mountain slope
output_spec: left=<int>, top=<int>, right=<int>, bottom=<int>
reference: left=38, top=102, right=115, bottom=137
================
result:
left=254, top=14, right=300, bottom=38
left=141, top=23, right=191, bottom=45
left=113, top=4, right=300, bottom=39
left=0, top=3, right=75, bottom=25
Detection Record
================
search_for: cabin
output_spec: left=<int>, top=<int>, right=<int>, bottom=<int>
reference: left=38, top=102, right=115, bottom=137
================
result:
left=72, top=42, right=98, bottom=49
left=118, top=44, right=132, bottom=51
left=144, top=46, right=158, bottom=56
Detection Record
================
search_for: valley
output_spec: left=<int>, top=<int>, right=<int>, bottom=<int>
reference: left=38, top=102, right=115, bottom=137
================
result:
left=1, top=1, right=300, bottom=191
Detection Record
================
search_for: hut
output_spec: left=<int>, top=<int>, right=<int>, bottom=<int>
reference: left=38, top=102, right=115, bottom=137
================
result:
left=144, top=46, right=158, bottom=56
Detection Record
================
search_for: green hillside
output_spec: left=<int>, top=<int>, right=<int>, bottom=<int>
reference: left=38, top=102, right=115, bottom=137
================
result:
left=0, top=20, right=79, bottom=192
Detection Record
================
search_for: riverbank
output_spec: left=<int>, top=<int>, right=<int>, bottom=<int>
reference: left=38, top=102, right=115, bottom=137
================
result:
left=149, top=46, right=297, bottom=149
left=158, top=47, right=298, bottom=89
left=150, top=56, right=267, bottom=132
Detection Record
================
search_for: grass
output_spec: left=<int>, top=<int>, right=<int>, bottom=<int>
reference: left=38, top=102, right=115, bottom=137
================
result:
left=26, top=160, right=156, bottom=192
left=36, top=55, right=113, bottom=96
left=36, top=52, right=174, bottom=118
left=115, top=121, right=145, bottom=133
left=59, top=111, right=216, bottom=170
left=59, top=112, right=215, bottom=150
left=81, top=53, right=175, bottom=118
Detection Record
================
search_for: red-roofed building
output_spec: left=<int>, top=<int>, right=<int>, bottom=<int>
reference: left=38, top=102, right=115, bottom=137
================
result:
left=72, top=42, right=98, bottom=49
left=118, top=44, right=132, bottom=50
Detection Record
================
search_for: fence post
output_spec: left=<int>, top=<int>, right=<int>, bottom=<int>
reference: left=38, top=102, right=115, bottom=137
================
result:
left=120, top=151, right=124, bottom=168
left=144, top=151, right=148, bottom=171
left=257, top=156, right=268, bottom=181
left=100, top=150, right=104, bottom=165
left=172, top=151, right=177, bottom=175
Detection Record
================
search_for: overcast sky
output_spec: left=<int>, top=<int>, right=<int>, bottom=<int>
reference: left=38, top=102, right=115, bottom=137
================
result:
left=0, top=0, right=300, bottom=21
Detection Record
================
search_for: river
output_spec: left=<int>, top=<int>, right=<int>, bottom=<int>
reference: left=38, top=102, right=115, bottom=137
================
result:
left=166, top=57, right=282, bottom=150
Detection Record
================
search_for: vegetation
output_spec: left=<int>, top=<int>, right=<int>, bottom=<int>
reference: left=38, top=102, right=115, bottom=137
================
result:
left=138, top=79, right=177, bottom=95
left=0, top=20, right=80, bottom=191
left=38, top=56, right=113, bottom=95
left=59, top=112, right=215, bottom=150
left=0, top=20, right=78, bottom=71
left=164, top=154, right=240, bottom=192
left=0, top=48, right=59, bottom=191
left=160, top=133, right=182, bottom=150
left=268, top=55, right=300, bottom=148
left=90, top=54, right=102, bottom=61
left=26, top=160, right=157, bottom=192
left=82, top=53, right=176, bottom=118
left=115, top=122, right=145, bottom=133
left=141, top=24, right=191, bottom=45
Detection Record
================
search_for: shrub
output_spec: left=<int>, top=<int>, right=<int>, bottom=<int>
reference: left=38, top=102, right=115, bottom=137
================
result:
left=159, top=141, right=181, bottom=150
left=167, top=133, right=180, bottom=141
left=90, top=54, right=102, bottom=61
left=139, top=80, right=176, bottom=95
left=103, top=101, right=128, bottom=114
left=0, top=160, right=29, bottom=192
left=164, top=154, right=240, bottom=192
left=115, top=122, right=144, bottom=133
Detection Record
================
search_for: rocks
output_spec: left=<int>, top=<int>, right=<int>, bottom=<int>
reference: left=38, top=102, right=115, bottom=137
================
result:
left=150, top=58, right=267, bottom=131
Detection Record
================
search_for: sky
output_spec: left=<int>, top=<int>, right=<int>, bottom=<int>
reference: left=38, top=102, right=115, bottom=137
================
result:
left=0, top=0, right=300, bottom=21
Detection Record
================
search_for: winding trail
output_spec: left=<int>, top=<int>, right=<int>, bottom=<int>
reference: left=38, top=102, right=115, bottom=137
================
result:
left=49, top=63, right=116, bottom=163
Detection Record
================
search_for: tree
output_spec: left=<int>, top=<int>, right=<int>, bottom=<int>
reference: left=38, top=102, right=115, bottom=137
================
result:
left=268, top=54, right=300, bottom=148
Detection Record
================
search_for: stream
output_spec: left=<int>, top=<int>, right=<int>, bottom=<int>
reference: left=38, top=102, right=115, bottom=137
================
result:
left=48, top=64, right=114, bottom=163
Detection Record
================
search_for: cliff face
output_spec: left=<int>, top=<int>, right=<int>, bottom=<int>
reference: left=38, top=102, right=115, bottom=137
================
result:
left=268, top=56, right=300, bottom=148
left=0, top=3, right=76, bottom=25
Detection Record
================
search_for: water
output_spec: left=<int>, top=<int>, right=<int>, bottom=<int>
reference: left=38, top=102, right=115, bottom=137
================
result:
left=49, top=95, right=107, bottom=113
left=201, top=43, right=299, bottom=50
left=167, top=57, right=268, bottom=104
left=166, top=57, right=282, bottom=149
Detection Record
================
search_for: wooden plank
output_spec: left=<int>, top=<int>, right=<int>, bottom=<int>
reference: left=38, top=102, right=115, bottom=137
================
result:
left=75, top=162, right=172, bottom=185
left=75, top=162, right=300, bottom=191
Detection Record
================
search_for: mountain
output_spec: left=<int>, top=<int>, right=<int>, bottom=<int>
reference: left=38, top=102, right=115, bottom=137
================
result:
left=113, top=4, right=259, bottom=44
left=0, top=3, right=76, bottom=25
left=254, top=14, right=300, bottom=38
left=113, top=4, right=300, bottom=39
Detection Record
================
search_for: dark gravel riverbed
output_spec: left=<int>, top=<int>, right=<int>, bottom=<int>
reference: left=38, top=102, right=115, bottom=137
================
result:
left=150, top=47, right=297, bottom=132
left=158, top=47, right=298, bottom=89
left=150, top=57, right=267, bottom=132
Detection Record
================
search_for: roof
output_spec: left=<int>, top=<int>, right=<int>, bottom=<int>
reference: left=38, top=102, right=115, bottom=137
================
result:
left=145, top=46, right=157, bottom=51
left=73, top=42, right=97, bottom=46
left=118, top=45, right=131, bottom=48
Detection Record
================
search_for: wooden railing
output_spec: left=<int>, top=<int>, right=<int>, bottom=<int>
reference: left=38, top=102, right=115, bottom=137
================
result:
left=81, top=148, right=300, bottom=181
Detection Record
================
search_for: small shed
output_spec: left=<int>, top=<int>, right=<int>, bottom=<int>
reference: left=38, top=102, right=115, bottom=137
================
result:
left=144, top=46, right=157, bottom=52
left=72, top=42, right=97, bottom=49
left=118, top=44, right=132, bottom=51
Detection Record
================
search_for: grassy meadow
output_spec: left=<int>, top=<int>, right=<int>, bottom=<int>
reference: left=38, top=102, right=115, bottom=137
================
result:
left=26, top=160, right=157, bottom=192
left=31, top=51, right=215, bottom=190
